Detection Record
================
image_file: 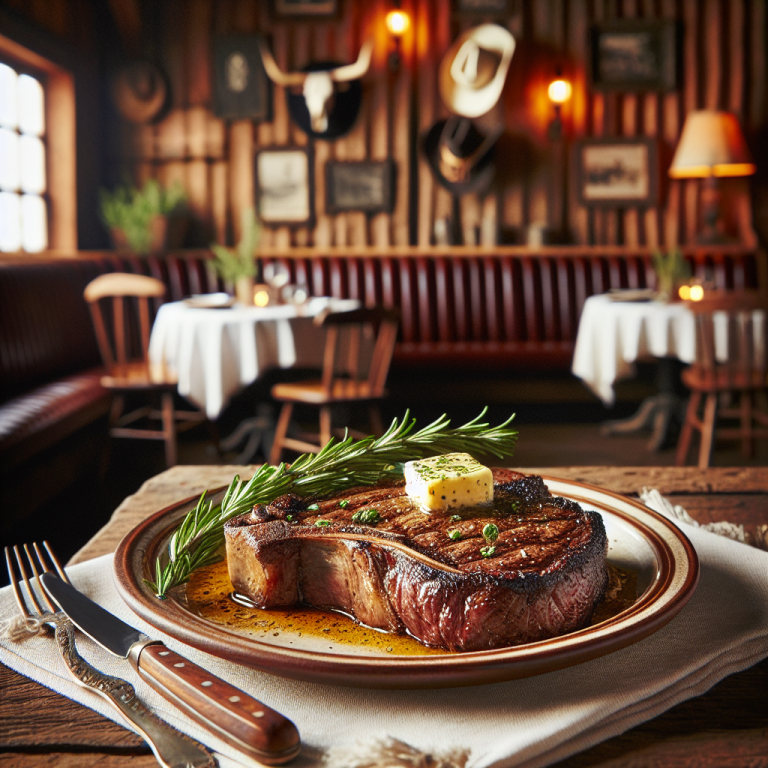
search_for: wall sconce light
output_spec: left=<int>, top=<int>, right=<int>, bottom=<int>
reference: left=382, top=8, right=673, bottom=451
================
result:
left=669, top=110, right=756, bottom=243
left=547, top=72, right=572, bottom=141
left=385, top=7, right=410, bottom=71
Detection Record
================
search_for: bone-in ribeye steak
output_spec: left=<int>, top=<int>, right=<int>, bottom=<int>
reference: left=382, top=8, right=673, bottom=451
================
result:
left=224, top=469, right=608, bottom=652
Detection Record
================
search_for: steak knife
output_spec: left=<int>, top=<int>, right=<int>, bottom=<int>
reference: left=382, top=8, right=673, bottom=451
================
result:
left=41, top=572, right=300, bottom=765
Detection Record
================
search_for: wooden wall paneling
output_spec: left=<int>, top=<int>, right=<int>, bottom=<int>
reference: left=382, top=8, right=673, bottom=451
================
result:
left=728, top=0, right=746, bottom=114
left=573, top=257, right=588, bottom=321
left=521, top=257, right=538, bottom=341
left=380, top=257, right=396, bottom=308
left=661, top=0, right=680, bottom=247
left=467, top=258, right=483, bottom=339
left=270, top=25, right=292, bottom=250
left=556, top=257, right=572, bottom=340
left=289, top=25, right=311, bottom=247
left=500, top=257, right=516, bottom=340
left=390, top=0, right=414, bottom=245
left=539, top=257, right=556, bottom=340
left=415, top=0, right=437, bottom=247
left=363, top=258, right=379, bottom=306
left=681, top=0, right=700, bottom=243
left=369, top=0, right=392, bottom=247
left=566, top=0, right=590, bottom=245
left=748, top=0, right=766, bottom=129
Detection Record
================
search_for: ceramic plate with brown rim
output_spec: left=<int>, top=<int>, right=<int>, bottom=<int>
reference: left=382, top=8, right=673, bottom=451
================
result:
left=113, top=476, right=699, bottom=689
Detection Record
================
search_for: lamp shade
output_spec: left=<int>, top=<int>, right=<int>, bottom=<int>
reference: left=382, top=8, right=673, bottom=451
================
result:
left=669, top=110, right=756, bottom=178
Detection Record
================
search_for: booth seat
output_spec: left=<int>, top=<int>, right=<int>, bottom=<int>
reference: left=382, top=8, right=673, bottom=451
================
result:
left=0, top=252, right=221, bottom=530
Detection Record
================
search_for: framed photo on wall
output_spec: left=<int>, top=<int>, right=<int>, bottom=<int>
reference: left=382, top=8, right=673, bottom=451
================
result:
left=255, top=148, right=313, bottom=226
left=576, top=138, right=659, bottom=207
left=326, top=160, right=395, bottom=214
left=588, top=20, right=679, bottom=91
left=213, top=36, right=272, bottom=121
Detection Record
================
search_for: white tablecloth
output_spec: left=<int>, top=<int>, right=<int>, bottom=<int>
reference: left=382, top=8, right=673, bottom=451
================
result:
left=149, top=297, right=359, bottom=419
left=571, top=295, right=697, bottom=406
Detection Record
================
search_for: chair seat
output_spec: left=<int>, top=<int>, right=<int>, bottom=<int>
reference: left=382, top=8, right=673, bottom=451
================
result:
left=682, top=366, right=767, bottom=392
left=100, top=361, right=178, bottom=391
left=272, top=379, right=384, bottom=404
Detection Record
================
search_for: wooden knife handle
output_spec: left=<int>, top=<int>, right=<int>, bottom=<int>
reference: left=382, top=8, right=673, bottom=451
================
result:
left=135, top=642, right=300, bottom=765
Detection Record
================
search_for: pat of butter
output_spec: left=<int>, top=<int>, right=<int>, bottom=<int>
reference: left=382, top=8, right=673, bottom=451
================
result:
left=404, top=453, right=493, bottom=511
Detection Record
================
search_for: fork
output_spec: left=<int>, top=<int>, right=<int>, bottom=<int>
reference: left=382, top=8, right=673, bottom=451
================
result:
left=5, top=542, right=217, bottom=768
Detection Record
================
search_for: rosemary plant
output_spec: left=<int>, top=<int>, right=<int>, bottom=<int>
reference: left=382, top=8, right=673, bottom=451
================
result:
left=147, top=408, right=517, bottom=598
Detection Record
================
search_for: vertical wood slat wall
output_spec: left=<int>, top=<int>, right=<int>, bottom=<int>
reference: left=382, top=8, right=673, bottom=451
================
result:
left=10, top=0, right=766, bottom=250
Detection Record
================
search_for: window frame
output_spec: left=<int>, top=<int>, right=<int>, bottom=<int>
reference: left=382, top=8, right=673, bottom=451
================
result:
left=0, top=31, right=76, bottom=253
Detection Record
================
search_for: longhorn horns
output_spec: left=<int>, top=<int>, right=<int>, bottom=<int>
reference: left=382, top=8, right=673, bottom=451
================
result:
left=257, top=37, right=374, bottom=86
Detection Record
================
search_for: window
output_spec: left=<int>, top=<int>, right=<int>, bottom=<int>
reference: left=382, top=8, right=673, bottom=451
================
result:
left=0, top=61, right=48, bottom=251
left=0, top=31, right=76, bottom=253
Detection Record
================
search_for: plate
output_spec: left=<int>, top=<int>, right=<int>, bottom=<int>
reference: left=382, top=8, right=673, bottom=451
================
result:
left=114, top=477, right=699, bottom=689
left=183, top=293, right=235, bottom=309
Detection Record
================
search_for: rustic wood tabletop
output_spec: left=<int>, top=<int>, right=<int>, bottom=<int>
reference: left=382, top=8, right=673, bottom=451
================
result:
left=2, top=465, right=766, bottom=768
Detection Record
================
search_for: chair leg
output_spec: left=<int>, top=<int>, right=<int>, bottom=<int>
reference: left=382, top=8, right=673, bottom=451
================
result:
left=369, top=405, right=384, bottom=437
left=161, top=392, right=177, bottom=467
left=675, top=392, right=701, bottom=466
left=108, top=394, right=125, bottom=429
left=698, top=393, right=718, bottom=469
left=319, top=406, right=332, bottom=448
left=740, top=392, right=754, bottom=458
left=270, top=402, right=293, bottom=465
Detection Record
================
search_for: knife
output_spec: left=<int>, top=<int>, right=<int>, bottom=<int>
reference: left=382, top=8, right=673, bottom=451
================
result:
left=41, top=572, right=300, bottom=765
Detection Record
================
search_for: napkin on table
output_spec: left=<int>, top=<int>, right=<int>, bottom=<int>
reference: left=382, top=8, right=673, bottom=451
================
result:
left=2, top=495, right=767, bottom=768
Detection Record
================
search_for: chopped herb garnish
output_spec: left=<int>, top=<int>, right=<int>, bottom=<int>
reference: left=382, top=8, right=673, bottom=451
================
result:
left=451, top=514, right=461, bottom=521
left=338, top=500, right=350, bottom=508
left=482, top=523, right=499, bottom=544
left=307, top=503, right=319, bottom=511
left=351, top=508, right=380, bottom=525
left=286, top=514, right=294, bottom=522
left=448, top=529, right=462, bottom=541
left=480, top=545, right=496, bottom=558
left=315, top=519, right=331, bottom=527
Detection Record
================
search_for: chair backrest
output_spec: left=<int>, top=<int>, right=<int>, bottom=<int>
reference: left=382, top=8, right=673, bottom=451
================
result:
left=687, top=290, right=767, bottom=387
left=83, top=273, right=166, bottom=377
left=315, top=306, right=400, bottom=396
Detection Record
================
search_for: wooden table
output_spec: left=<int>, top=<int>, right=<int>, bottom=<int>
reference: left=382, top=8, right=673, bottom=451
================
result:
left=2, top=466, right=766, bottom=767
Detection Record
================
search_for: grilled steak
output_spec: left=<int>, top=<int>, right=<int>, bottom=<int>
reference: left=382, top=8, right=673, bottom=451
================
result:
left=224, top=469, right=608, bottom=652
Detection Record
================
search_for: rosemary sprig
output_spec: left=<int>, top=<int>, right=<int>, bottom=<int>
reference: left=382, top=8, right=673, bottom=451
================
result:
left=146, top=408, right=517, bottom=597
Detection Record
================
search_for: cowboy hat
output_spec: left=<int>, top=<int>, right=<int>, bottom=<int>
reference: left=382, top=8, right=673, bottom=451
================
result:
left=110, top=60, right=169, bottom=124
left=439, top=24, right=515, bottom=118
left=423, top=116, right=501, bottom=196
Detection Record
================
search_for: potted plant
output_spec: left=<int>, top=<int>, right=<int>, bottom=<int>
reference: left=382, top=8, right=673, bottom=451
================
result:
left=652, top=247, right=691, bottom=302
left=100, top=179, right=187, bottom=254
left=210, top=208, right=261, bottom=305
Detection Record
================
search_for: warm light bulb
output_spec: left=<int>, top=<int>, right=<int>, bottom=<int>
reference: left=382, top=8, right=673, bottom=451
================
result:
left=254, top=290, right=269, bottom=307
left=689, top=285, right=704, bottom=301
left=386, top=9, right=410, bottom=37
left=548, top=79, right=572, bottom=104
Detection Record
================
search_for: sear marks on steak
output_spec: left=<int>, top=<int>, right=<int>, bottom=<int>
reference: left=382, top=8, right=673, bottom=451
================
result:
left=224, top=468, right=608, bottom=652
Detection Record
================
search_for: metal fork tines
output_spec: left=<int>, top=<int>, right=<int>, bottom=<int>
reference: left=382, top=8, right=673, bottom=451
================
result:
left=4, top=542, right=216, bottom=768
left=5, top=541, right=71, bottom=634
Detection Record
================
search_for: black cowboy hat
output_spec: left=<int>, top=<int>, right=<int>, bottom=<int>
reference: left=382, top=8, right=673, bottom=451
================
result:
left=423, top=116, right=501, bottom=196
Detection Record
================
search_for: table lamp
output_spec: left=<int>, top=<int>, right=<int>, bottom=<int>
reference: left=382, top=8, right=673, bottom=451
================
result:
left=668, top=110, right=756, bottom=243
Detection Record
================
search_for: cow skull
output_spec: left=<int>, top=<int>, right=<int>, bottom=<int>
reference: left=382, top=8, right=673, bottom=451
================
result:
left=258, top=39, right=373, bottom=134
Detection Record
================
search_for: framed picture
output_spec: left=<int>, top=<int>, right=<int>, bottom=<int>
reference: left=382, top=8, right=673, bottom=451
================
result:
left=326, top=160, right=395, bottom=214
left=212, top=36, right=272, bottom=122
left=588, top=20, right=679, bottom=91
left=272, top=0, right=338, bottom=17
left=576, top=138, right=659, bottom=207
left=256, top=148, right=313, bottom=226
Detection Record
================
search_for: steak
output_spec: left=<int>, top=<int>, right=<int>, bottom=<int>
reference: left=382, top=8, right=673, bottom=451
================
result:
left=224, top=469, right=608, bottom=652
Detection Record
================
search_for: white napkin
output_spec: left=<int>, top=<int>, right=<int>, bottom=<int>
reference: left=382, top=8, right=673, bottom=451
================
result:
left=2, top=499, right=767, bottom=768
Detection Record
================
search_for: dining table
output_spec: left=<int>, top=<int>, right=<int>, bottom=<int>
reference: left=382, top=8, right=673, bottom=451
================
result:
left=1, top=464, right=767, bottom=768
left=149, top=296, right=361, bottom=421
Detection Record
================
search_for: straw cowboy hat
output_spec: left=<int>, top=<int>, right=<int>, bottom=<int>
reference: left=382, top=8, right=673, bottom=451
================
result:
left=438, top=24, right=515, bottom=118
left=423, top=116, right=502, bottom=196
left=110, top=61, right=169, bottom=124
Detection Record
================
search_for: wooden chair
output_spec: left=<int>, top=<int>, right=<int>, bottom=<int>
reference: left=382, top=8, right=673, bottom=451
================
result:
left=269, top=306, right=399, bottom=464
left=675, top=290, right=768, bottom=468
left=84, top=272, right=205, bottom=467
